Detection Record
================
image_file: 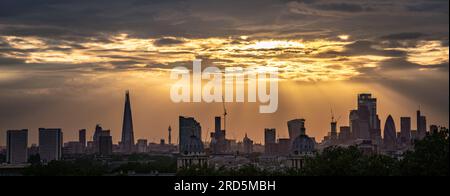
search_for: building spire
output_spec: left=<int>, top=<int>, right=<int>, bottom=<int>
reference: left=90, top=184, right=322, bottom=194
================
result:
left=121, top=90, right=135, bottom=153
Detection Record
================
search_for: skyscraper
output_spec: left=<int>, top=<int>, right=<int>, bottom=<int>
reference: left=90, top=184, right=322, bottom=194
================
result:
left=79, top=129, right=86, bottom=148
left=6, top=129, right=28, bottom=164
left=211, top=116, right=227, bottom=154
left=330, top=120, right=337, bottom=141
left=39, top=128, right=63, bottom=163
left=383, top=115, right=397, bottom=151
left=417, top=110, right=427, bottom=139
left=98, top=136, right=112, bottom=156
left=93, top=125, right=111, bottom=154
left=179, top=116, right=202, bottom=154
left=121, top=90, right=135, bottom=153
left=264, top=128, right=276, bottom=154
left=399, top=117, right=411, bottom=145
left=358, top=94, right=378, bottom=129
left=287, top=119, right=305, bottom=140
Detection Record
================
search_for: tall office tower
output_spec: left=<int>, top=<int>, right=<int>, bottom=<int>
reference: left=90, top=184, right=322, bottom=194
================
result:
left=264, top=128, right=276, bottom=154
left=339, top=126, right=351, bottom=142
left=168, top=126, right=172, bottom=145
left=93, top=125, right=111, bottom=154
left=6, top=129, right=28, bottom=164
left=98, top=135, right=112, bottom=156
left=179, top=116, right=202, bottom=153
left=39, top=128, right=63, bottom=163
left=417, top=110, right=427, bottom=139
left=287, top=119, right=306, bottom=140
left=350, top=108, right=370, bottom=140
left=211, top=116, right=228, bottom=154
left=330, top=120, right=338, bottom=141
left=383, top=115, right=397, bottom=151
left=399, top=117, right=411, bottom=145
left=79, top=129, right=86, bottom=148
left=121, top=90, right=135, bottom=153
left=358, top=94, right=378, bottom=129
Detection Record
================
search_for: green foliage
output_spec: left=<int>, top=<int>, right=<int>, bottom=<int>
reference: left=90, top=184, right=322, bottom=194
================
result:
left=299, top=146, right=397, bottom=176
left=114, top=155, right=177, bottom=174
left=23, top=158, right=108, bottom=176
left=177, top=165, right=273, bottom=176
left=28, top=154, right=41, bottom=165
left=397, top=128, right=449, bottom=176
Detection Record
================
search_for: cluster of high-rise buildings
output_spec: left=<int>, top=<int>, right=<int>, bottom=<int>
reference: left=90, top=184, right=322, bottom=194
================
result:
left=321, top=94, right=437, bottom=156
left=1, top=92, right=444, bottom=171
left=2, top=91, right=175, bottom=165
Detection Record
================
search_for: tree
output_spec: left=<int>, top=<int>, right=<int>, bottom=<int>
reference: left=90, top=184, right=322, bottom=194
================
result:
left=397, top=127, right=449, bottom=176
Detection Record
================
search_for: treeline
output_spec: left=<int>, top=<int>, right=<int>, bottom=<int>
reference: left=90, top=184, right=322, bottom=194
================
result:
left=22, top=155, right=177, bottom=176
left=178, top=128, right=449, bottom=176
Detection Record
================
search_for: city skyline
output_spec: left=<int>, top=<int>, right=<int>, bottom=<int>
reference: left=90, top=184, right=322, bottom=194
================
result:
left=0, top=0, right=448, bottom=146
left=0, top=90, right=446, bottom=146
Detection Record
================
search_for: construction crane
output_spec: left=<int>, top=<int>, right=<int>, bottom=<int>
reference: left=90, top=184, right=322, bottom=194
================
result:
left=331, top=108, right=341, bottom=123
left=222, top=96, right=228, bottom=131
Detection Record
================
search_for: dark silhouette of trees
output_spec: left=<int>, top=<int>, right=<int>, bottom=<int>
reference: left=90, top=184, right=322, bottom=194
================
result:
left=397, top=127, right=449, bottom=176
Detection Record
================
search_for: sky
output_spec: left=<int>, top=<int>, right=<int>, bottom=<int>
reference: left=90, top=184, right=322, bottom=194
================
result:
left=0, top=0, right=448, bottom=146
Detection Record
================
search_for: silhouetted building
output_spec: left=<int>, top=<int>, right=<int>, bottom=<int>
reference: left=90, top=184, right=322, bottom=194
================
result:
left=349, top=94, right=381, bottom=144
left=264, top=128, right=276, bottom=155
left=287, top=120, right=315, bottom=169
left=6, top=129, right=28, bottom=164
left=177, top=118, right=206, bottom=169
left=430, top=125, right=439, bottom=134
left=399, top=117, right=411, bottom=145
left=210, top=116, right=228, bottom=154
left=287, top=119, right=305, bottom=140
left=179, top=116, right=202, bottom=154
left=277, top=138, right=290, bottom=156
left=79, top=129, right=86, bottom=148
left=339, top=126, right=351, bottom=142
left=93, top=125, right=111, bottom=154
left=121, top=90, right=135, bottom=153
left=243, top=134, right=253, bottom=154
left=383, top=115, right=397, bottom=151
left=98, top=135, right=112, bottom=156
left=136, top=139, right=148, bottom=153
left=63, top=141, right=84, bottom=155
left=358, top=94, right=379, bottom=130
left=330, top=120, right=338, bottom=141
left=417, top=110, right=427, bottom=139
left=350, top=109, right=370, bottom=140
left=39, top=128, right=63, bottom=163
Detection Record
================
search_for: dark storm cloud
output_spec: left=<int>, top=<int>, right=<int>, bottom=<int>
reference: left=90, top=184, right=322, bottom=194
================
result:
left=377, top=58, right=448, bottom=71
left=154, top=37, right=185, bottom=46
left=0, top=57, right=24, bottom=66
left=406, top=2, right=449, bottom=13
left=380, top=32, right=427, bottom=40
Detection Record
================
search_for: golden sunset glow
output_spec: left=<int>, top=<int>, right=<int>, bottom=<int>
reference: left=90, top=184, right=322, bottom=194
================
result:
left=3, top=33, right=446, bottom=83
left=0, top=0, right=448, bottom=147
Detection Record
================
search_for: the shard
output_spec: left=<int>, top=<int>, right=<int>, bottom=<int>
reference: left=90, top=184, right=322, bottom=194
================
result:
left=121, top=90, right=135, bottom=153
